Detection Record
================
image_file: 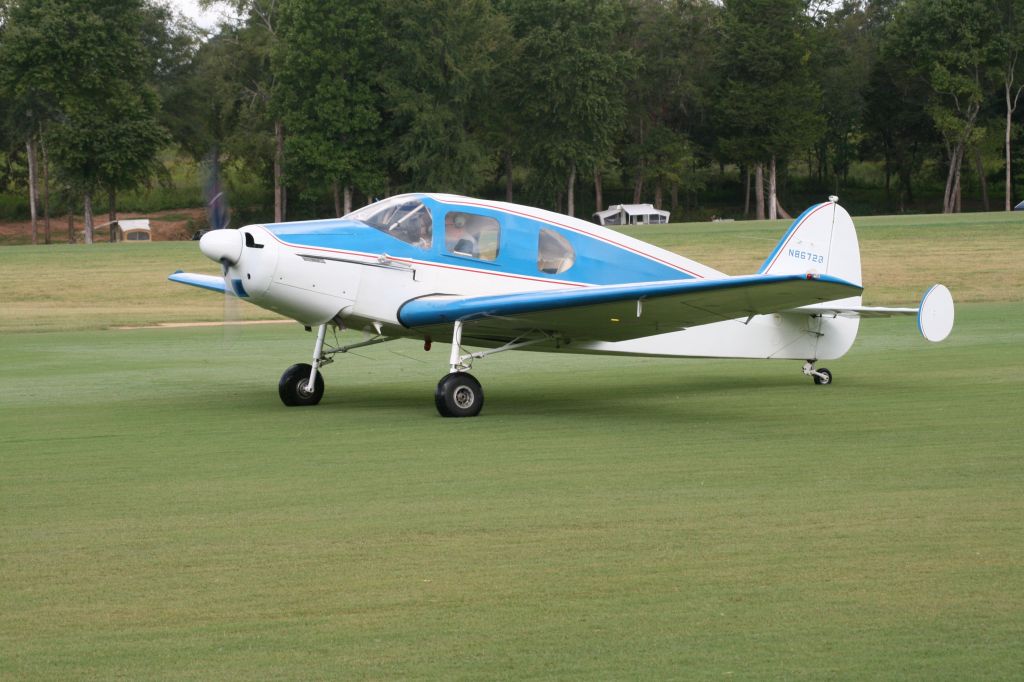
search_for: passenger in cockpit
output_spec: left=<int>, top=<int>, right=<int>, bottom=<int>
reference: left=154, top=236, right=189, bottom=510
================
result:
left=445, top=213, right=478, bottom=257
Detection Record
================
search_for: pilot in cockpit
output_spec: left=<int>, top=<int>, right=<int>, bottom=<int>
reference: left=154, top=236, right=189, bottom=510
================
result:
left=409, top=209, right=432, bottom=248
left=388, top=202, right=432, bottom=248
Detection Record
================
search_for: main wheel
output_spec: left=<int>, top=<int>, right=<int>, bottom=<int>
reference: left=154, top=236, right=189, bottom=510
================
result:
left=435, top=372, right=484, bottom=417
left=279, top=363, right=325, bottom=406
left=812, top=367, right=833, bottom=385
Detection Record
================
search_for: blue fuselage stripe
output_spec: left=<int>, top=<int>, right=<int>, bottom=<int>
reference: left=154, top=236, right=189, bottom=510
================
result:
left=265, top=196, right=692, bottom=286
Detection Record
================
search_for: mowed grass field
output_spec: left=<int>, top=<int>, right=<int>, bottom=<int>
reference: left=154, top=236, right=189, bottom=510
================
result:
left=1, top=210, right=1022, bottom=679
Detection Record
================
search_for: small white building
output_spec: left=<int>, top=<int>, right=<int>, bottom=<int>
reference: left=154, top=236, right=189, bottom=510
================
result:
left=593, top=203, right=670, bottom=226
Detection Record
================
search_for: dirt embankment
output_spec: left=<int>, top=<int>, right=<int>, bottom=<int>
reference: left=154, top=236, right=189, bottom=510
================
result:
left=0, top=207, right=208, bottom=245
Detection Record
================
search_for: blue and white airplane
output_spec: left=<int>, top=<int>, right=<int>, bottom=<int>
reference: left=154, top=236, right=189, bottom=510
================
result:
left=170, top=194, right=954, bottom=417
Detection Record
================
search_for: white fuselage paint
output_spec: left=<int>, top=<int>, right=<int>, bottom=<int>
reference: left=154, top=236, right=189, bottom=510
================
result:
left=228, top=211, right=859, bottom=362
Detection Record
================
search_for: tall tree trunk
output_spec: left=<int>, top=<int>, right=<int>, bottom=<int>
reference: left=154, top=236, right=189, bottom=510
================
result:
left=108, top=186, right=118, bottom=242
left=974, top=148, right=989, bottom=211
left=333, top=181, right=342, bottom=217
left=670, top=185, right=679, bottom=215
left=83, top=192, right=94, bottom=244
left=743, top=165, right=751, bottom=217
left=1006, top=79, right=1023, bottom=210
left=774, top=197, right=792, bottom=220
left=67, top=208, right=75, bottom=244
left=42, top=140, right=51, bottom=245
left=768, top=156, right=778, bottom=220
left=504, top=151, right=514, bottom=202
left=594, top=166, right=603, bottom=213
left=632, top=162, right=644, bottom=204
left=754, top=163, right=765, bottom=220
left=937, top=144, right=962, bottom=214
left=943, top=141, right=964, bottom=214
left=566, top=161, right=576, bottom=217
left=943, top=107, right=978, bottom=213
left=883, top=149, right=891, bottom=201
left=274, top=119, right=284, bottom=222
left=26, top=138, right=38, bottom=245
left=344, top=185, right=353, bottom=215
left=654, top=180, right=663, bottom=210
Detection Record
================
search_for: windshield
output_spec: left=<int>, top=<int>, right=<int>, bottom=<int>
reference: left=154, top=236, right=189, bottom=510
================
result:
left=347, top=197, right=433, bottom=249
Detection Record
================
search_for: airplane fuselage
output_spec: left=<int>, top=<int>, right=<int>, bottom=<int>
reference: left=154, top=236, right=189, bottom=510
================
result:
left=217, top=193, right=859, bottom=361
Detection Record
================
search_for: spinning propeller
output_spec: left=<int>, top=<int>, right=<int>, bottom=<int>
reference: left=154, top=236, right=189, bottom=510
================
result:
left=200, top=153, right=239, bottom=338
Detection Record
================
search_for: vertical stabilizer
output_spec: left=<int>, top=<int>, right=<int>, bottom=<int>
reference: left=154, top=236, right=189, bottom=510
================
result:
left=759, top=200, right=862, bottom=287
left=759, top=199, right=862, bottom=360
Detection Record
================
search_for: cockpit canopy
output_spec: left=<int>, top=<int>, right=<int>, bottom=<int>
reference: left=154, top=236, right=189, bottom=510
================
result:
left=346, top=195, right=575, bottom=276
left=347, top=196, right=433, bottom=249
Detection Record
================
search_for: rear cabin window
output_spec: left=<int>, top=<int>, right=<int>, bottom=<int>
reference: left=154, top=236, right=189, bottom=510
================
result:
left=348, top=197, right=433, bottom=249
left=444, top=212, right=499, bottom=261
left=538, top=228, right=575, bottom=274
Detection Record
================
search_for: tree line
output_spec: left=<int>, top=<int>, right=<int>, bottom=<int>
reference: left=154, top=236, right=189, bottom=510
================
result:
left=1, top=0, right=1022, bottom=245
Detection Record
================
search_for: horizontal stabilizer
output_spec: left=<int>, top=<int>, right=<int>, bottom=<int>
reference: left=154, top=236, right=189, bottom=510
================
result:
left=788, top=283, right=954, bottom=342
left=787, top=303, right=918, bottom=318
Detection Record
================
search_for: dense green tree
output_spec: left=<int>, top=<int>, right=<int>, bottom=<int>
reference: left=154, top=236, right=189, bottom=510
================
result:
left=273, top=0, right=386, bottom=215
left=379, top=0, right=509, bottom=195
left=715, top=0, right=824, bottom=219
left=887, top=0, right=1004, bottom=213
left=0, top=0, right=63, bottom=243
left=862, top=49, right=938, bottom=210
left=620, top=0, right=717, bottom=216
left=209, top=0, right=285, bottom=220
left=0, top=0, right=168, bottom=243
left=6, top=0, right=1020, bottom=228
left=503, top=0, right=634, bottom=216
left=144, top=6, right=210, bottom=162
left=997, top=0, right=1024, bottom=210
left=810, top=1, right=877, bottom=191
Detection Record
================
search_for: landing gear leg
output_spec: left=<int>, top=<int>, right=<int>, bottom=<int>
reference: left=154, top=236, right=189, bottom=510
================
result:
left=279, top=323, right=328, bottom=406
left=802, top=360, right=832, bottom=385
left=436, top=320, right=484, bottom=417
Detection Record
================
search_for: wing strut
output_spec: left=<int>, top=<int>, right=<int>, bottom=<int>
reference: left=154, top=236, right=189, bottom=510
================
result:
left=449, top=320, right=557, bottom=372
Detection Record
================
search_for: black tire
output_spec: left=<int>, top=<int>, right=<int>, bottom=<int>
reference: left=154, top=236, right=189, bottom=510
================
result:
left=279, top=363, right=325, bottom=406
left=434, top=372, right=484, bottom=417
left=813, top=368, right=833, bottom=385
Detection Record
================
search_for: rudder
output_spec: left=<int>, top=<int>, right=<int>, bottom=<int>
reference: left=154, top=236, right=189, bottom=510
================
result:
left=759, top=199, right=862, bottom=288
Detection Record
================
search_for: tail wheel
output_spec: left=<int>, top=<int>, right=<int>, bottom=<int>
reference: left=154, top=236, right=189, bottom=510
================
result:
left=435, top=372, right=484, bottom=417
left=279, top=363, right=324, bottom=406
left=813, top=368, right=833, bottom=385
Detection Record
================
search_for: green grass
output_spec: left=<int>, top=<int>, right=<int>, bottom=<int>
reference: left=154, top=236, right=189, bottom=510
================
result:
left=1, top=213, right=1022, bottom=679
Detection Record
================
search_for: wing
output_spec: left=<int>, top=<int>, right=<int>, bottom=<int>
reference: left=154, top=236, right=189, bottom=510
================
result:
left=168, top=271, right=227, bottom=293
left=399, top=273, right=862, bottom=344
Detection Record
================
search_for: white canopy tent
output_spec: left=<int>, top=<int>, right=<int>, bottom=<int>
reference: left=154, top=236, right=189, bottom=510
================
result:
left=119, top=219, right=151, bottom=241
left=593, top=203, right=670, bottom=226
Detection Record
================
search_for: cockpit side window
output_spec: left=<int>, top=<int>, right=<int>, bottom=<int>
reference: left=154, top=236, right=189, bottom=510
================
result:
left=538, top=228, right=575, bottom=274
left=348, top=197, right=433, bottom=249
left=444, top=212, right=500, bottom=261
